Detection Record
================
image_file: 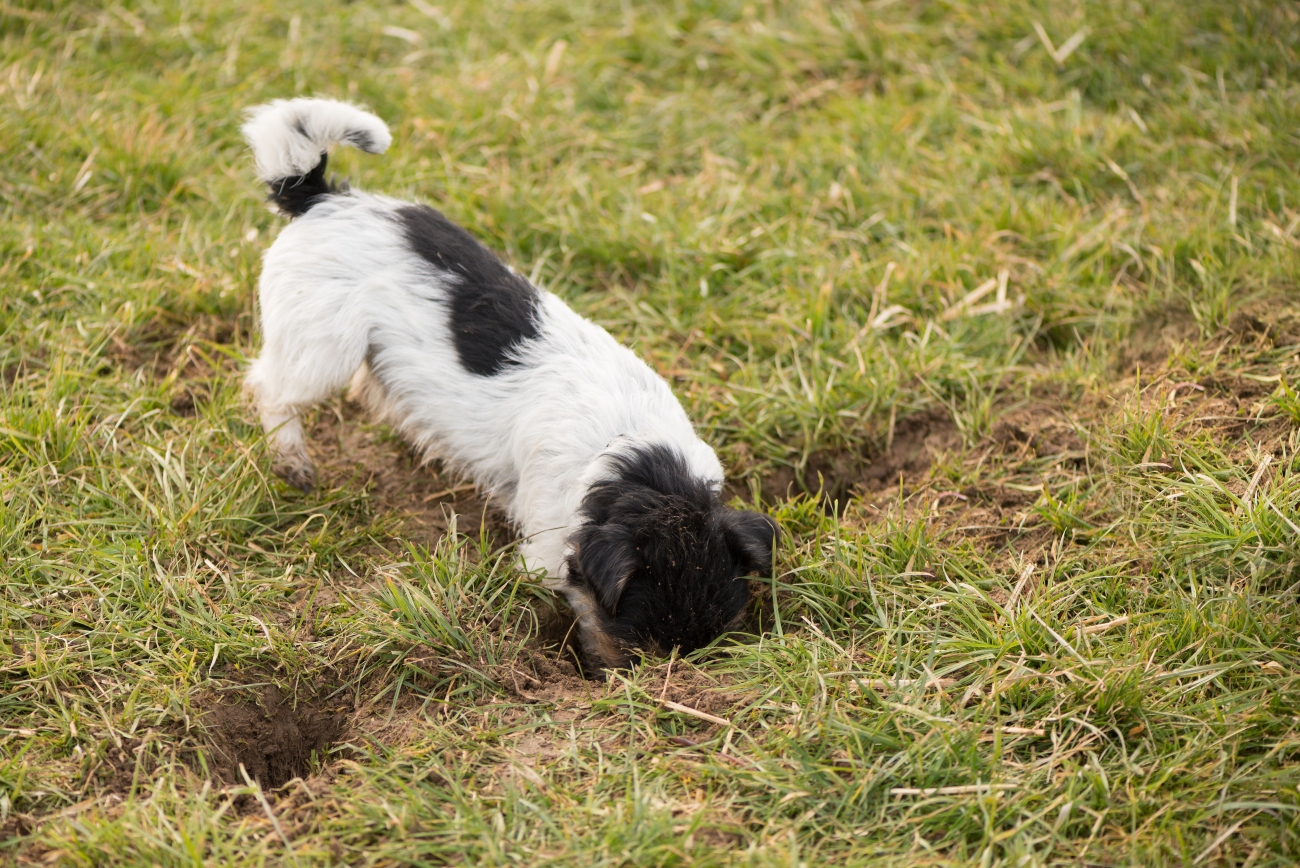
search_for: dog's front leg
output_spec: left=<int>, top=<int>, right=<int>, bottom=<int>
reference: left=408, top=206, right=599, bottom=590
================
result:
left=258, top=403, right=316, bottom=491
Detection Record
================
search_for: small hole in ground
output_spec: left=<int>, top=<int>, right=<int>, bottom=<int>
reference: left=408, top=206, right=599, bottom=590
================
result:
left=202, top=684, right=344, bottom=788
left=743, top=410, right=961, bottom=511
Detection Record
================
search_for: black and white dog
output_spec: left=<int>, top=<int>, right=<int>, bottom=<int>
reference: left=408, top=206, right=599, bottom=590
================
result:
left=241, top=98, right=777, bottom=670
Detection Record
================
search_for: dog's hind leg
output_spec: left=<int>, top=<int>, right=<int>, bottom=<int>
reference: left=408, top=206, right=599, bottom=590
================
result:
left=246, top=316, right=368, bottom=492
left=346, top=359, right=398, bottom=426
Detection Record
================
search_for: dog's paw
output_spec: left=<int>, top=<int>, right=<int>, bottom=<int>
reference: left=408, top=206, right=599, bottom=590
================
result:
left=274, top=460, right=317, bottom=492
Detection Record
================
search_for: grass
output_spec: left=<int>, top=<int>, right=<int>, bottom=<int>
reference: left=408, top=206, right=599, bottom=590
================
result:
left=3, top=0, right=1300, bottom=864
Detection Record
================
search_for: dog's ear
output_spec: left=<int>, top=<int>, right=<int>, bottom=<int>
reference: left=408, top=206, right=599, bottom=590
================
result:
left=573, top=522, right=641, bottom=614
left=723, top=510, right=779, bottom=577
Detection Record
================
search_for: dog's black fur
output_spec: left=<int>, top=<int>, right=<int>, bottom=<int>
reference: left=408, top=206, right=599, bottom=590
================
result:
left=564, top=444, right=778, bottom=664
left=267, top=151, right=341, bottom=218
left=396, top=204, right=541, bottom=377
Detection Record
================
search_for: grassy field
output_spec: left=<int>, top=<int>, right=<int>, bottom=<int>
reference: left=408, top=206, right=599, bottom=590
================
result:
left=3, top=0, right=1300, bottom=864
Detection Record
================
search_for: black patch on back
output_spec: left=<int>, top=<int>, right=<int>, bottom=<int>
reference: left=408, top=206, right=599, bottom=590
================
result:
left=565, top=444, right=778, bottom=666
left=266, top=151, right=342, bottom=218
left=395, top=204, right=541, bottom=376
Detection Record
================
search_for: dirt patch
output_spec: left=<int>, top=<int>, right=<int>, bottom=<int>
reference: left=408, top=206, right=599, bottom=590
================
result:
left=494, top=660, right=744, bottom=786
left=989, top=410, right=1088, bottom=468
left=759, top=447, right=868, bottom=510
left=108, top=310, right=248, bottom=383
left=309, top=398, right=514, bottom=551
left=844, top=297, right=1300, bottom=567
left=84, top=736, right=156, bottom=796
left=532, top=602, right=583, bottom=666
left=756, top=409, right=961, bottom=508
left=1226, top=307, right=1300, bottom=349
left=842, top=395, right=1096, bottom=569
left=199, top=684, right=346, bottom=788
left=860, top=408, right=962, bottom=491
left=0, top=813, right=33, bottom=843
left=168, top=383, right=208, bottom=417
left=501, top=647, right=600, bottom=701
left=1199, top=371, right=1273, bottom=401
left=2, top=357, right=29, bottom=388
left=1117, top=296, right=1300, bottom=374
left=652, top=663, right=743, bottom=721
left=1115, top=301, right=1201, bottom=373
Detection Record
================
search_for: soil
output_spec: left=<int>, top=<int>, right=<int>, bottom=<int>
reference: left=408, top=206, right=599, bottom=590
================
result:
left=756, top=408, right=962, bottom=510
left=85, top=736, right=155, bottom=795
left=651, top=662, right=743, bottom=720
left=1114, top=301, right=1202, bottom=373
left=308, top=398, right=514, bottom=552
left=198, top=683, right=346, bottom=788
left=859, top=408, right=963, bottom=491
left=839, top=296, right=1300, bottom=575
left=109, top=309, right=250, bottom=383
left=1115, top=297, right=1300, bottom=374
left=493, top=656, right=746, bottom=790
left=496, top=643, right=745, bottom=718
left=501, top=646, right=602, bottom=701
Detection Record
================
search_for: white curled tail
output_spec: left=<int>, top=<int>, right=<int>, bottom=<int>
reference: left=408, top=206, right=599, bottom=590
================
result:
left=241, top=98, right=392, bottom=216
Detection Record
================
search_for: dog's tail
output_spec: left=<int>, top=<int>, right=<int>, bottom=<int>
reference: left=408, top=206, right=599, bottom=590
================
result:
left=241, top=98, right=392, bottom=217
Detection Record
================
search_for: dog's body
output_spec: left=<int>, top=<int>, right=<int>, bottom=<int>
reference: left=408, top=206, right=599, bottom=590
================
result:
left=242, top=99, right=776, bottom=669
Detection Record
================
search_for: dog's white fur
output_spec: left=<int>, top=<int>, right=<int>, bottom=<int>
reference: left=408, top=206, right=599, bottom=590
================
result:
left=242, top=99, right=724, bottom=591
left=242, top=98, right=392, bottom=181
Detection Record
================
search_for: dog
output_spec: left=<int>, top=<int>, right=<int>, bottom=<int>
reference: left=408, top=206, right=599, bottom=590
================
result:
left=240, top=98, right=778, bottom=670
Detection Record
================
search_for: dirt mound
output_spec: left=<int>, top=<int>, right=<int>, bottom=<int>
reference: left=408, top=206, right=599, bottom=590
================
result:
left=200, top=684, right=345, bottom=788
left=501, top=647, right=598, bottom=701
left=653, top=664, right=741, bottom=721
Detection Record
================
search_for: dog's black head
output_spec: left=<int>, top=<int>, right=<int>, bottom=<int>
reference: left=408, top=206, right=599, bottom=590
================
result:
left=562, top=444, right=778, bottom=669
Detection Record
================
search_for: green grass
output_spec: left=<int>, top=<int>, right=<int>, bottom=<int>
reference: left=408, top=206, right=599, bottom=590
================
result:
left=3, top=0, right=1300, bottom=864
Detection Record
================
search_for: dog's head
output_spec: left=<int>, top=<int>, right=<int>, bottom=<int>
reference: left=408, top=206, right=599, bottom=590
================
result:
left=561, top=444, right=778, bottom=670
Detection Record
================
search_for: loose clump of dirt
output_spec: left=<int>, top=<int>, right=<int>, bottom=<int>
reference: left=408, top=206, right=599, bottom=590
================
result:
left=200, top=684, right=346, bottom=788
left=653, top=664, right=743, bottom=720
left=502, top=647, right=599, bottom=702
